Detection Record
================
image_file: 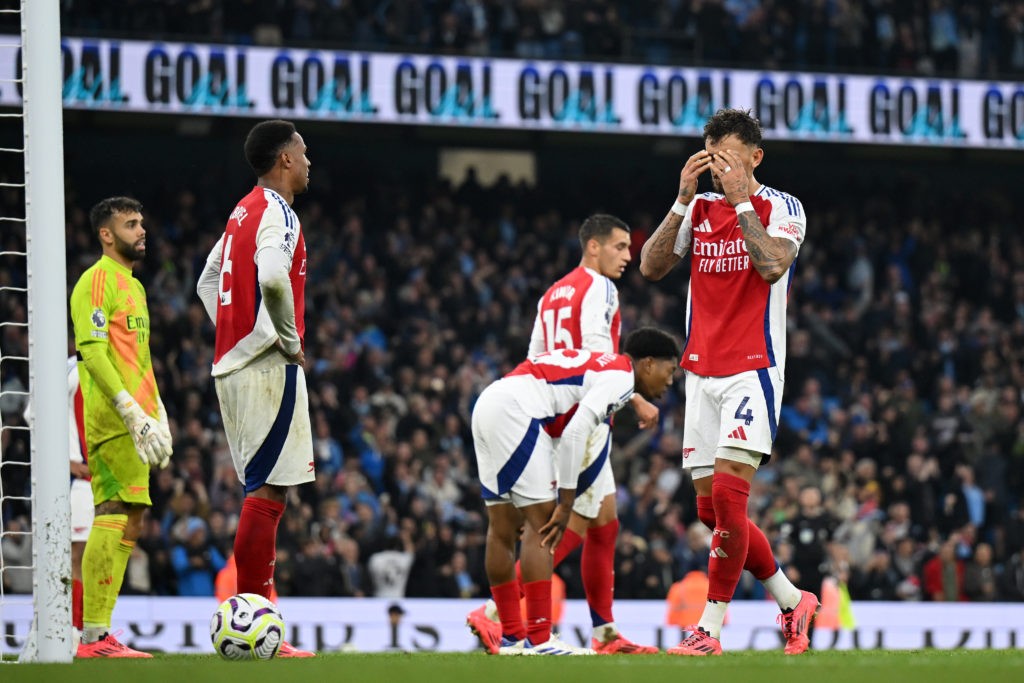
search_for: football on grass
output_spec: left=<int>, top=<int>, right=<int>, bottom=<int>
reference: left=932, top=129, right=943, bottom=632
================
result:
left=210, top=593, right=284, bottom=660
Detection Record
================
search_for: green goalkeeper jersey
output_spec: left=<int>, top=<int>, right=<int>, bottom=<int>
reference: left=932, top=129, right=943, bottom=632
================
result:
left=69, top=255, right=159, bottom=450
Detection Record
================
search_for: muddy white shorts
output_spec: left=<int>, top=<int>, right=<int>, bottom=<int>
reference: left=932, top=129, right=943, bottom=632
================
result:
left=570, top=422, right=615, bottom=519
left=70, top=477, right=94, bottom=543
left=215, top=355, right=315, bottom=493
left=472, top=382, right=558, bottom=507
left=682, top=367, right=783, bottom=475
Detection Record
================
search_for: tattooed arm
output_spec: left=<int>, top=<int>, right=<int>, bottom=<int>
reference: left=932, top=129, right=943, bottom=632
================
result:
left=736, top=210, right=798, bottom=284
left=713, top=148, right=799, bottom=284
left=640, top=150, right=712, bottom=281
left=639, top=210, right=685, bottom=281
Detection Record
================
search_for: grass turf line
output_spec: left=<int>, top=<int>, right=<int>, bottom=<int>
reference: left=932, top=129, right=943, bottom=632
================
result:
left=3, top=649, right=1023, bottom=683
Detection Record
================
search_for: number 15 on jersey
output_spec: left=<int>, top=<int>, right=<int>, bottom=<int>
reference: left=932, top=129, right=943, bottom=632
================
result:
left=543, top=305, right=574, bottom=349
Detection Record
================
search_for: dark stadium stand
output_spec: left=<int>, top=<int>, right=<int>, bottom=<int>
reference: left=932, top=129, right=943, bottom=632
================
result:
left=48, top=1, right=1024, bottom=79
left=1, top=1, right=1023, bottom=604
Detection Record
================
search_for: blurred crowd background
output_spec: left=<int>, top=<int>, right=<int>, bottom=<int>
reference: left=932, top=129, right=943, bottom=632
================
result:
left=2, top=1, right=1023, bottom=610
left=53, top=0, right=1024, bottom=78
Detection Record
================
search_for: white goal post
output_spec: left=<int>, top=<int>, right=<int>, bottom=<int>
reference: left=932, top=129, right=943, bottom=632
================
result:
left=2, top=0, right=71, bottom=664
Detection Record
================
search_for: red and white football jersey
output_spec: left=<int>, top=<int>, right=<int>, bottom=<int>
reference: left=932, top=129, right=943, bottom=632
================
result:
left=673, top=185, right=806, bottom=377
left=528, top=266, right=621, bottom=356
left=67, top=357, right=88, bottom=467
left=504, top=349, right=635, bottom=436
left=208, top=187, right=306, bottom=377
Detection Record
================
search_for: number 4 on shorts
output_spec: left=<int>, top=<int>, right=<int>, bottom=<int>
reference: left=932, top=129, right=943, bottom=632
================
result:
left=734, top=397, right=754, bottom=426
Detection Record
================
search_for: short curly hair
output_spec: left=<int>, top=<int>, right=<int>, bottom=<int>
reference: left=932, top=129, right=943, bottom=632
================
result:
left=89, top=196, right=143, bottom=237
left=244, top=119, right=297, bottom=176
left=623, top=327, right=680, bottom=362
left=703, top=108, right=763, bottom=147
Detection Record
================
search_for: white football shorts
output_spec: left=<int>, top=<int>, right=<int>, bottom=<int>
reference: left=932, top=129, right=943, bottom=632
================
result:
left=570, top=421, right=615, bottom=519
left=215, top=353, right=315, bottom=493
left=472, top=382, right=558, bottom=507
left=70, top=477, right=94, bottom=543
left=682, top=367, right=783, bottom=476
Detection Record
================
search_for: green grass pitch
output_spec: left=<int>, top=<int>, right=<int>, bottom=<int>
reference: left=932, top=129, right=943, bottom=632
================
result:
left=4, top=649, right=1023, bottom=683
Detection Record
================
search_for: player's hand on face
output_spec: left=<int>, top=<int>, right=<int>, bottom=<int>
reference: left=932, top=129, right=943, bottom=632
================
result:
left=712, top=149, right=749, bottom=205
left=538, top=501, right=572, bottom=555
left=678, top=150, right=712, bottom=204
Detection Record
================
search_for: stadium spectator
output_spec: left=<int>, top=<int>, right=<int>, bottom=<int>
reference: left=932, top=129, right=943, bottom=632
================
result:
left=170, top=516, right=226, bottom=596
left=2, top=71, right=1023, bottom=616
left=963, top=542, right=1000, bottom=601
left=0, top=516, right=32, bottom=594
left=922, top=537, right=967, bottom=601
left=779, top=486, right=839, bottom=596
left=367, top=523, right=415, bottom=598
left=50, top=0, right=1024, bottom=78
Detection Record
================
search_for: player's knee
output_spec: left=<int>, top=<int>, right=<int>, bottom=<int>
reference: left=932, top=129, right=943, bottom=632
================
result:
left=486, top=509, right=522, bottom=547
left=567, top=511, right=590, bottom=536
left=714, top=447, right=761, bottom=475
left=123, top=508, right=145, bottom=540
left=248, top=484, right=287, bottom=504
left=696, top=502, right=716, bottom=530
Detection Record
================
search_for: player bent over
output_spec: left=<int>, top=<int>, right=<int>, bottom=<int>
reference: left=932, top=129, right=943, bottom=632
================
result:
left=469, top=214, right=660, bottom=654
left=473, top=328, right=679, bottom=655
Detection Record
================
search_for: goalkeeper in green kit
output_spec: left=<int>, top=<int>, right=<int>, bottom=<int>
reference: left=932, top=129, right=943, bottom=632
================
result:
left=68, top=197, right=172, bottom=658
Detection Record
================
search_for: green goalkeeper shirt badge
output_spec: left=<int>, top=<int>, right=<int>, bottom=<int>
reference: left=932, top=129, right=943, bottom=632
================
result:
left=91, top=307, right=106, bottom=328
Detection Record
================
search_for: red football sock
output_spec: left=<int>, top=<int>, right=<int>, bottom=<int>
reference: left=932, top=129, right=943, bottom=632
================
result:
left=234, top=496, right=285, bottom=598
left=698, top=494, right=776, bottom=581
left=491, top=580, right=527, bottom=641
left=553, top=527, right=584, bottom=568
left=696, top=494, right=715, bottom=529
left=72, top=578, right=83, bottom=630
left=515, top=527, right=583, bottom=596
left=523, top=579, right=553, bottom=645
left=581, top=519, right=617, bottom=626
left=744, top=518, right=777, bottom=581
left=707, top=473, right=751, bottom=602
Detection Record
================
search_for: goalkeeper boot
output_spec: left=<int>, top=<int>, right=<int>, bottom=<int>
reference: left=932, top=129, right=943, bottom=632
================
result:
left=76, top=631, right=152, bottom=658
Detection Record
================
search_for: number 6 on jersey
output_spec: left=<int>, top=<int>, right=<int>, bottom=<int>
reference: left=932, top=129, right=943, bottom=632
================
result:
left=218, top=235, right=233, bottom=306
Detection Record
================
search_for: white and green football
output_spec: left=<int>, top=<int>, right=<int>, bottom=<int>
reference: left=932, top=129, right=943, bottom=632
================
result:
left=210, top=593, right=284, bottom=660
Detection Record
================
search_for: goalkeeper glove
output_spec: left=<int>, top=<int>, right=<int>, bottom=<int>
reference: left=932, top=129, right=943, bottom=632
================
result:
left=113, top=390, right=172, bottom=468
left=155, top=397, right=173, bottom=469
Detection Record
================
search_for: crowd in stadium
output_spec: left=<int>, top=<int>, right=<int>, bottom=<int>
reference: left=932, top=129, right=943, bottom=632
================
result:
left=2, top=147, right=1021, bottom=606
left=1, top=3, right=1023, bottom=614
left=53, top=0, right=1024, bottom=77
